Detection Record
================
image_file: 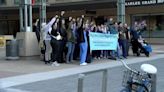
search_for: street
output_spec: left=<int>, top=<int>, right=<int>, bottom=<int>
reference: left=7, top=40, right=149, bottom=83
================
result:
left=2, top=58, right=164, bottom=92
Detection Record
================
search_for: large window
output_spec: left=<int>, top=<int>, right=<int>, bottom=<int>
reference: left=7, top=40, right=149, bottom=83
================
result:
left=158, top=0, right=164, bottom=3
left=132, top=14, right=164, bottom=38
left=0, top=0, right=6, bottom=5
left=0, top=20, right=19, bottom=36
left=14, top=0, right=45, bottom=5
left=0, top=21, right=8, bottom=35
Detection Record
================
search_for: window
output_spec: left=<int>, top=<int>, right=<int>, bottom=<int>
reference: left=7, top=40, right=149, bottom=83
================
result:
left=132, top=15, right=164, bottom=38
left=158, top=0, right=164, bottom=3
left=0, top=0, right=6, bottom=5
left=35, top=0, right=48, bottom=3
left=14, top=0, right=19, bottom=5
left=36, top=0, right=40, bottom=3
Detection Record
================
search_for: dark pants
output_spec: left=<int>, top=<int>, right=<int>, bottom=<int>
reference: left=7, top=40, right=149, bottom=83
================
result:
left=92, top=50, right=101, bottom=58
left=131, top=39, right=149, bottom=56
left=58, top=40, right=66, bottom=63
left=35, top=31, right=40, bottom=43
left=119, top=39, right=127, bottom=58
left=73, top=43, right=80, bottom=60
left=50, top=38, right=59, bottom=62
left=131, top=39, right=138, bottom=54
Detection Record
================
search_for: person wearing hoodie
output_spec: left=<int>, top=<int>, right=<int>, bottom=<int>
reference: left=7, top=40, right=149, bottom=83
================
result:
left=41, top=15, right=58, bottom=64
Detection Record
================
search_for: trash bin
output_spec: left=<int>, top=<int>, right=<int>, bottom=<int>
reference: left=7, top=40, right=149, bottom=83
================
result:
left=6, top=39, right=19, bottom=60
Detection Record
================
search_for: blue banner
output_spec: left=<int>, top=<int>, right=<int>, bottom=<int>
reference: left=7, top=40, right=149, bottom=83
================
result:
left=89, top=32, right=118, bottom=50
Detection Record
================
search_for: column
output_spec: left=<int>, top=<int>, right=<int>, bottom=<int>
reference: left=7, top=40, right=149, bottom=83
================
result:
left=24, top=0, right=28, bottom=32
left=40, top=0, right=47, bottom=30
left=29, top=0, right=33, bottom=32
left=19, top=0, right=24, bottom=32
left=117, top=0, right=125, bottom=23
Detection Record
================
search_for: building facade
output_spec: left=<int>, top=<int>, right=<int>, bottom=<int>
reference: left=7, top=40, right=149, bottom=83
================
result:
left=0, top=0, right=164, bottom=43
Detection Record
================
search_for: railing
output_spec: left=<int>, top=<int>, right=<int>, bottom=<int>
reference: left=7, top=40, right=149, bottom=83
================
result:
left=78, top=69, right=108, bottom=92
left=77, top=65, right=157, bottom=92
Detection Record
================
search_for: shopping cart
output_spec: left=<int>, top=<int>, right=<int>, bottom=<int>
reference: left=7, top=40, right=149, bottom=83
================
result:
left=120, top=60, right=157, bottom=92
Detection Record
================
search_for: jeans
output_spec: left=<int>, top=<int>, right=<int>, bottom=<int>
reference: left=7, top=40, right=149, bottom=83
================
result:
left=66, top=42, right=75, bottom=62
left=44, top=40, right=52, bottom=61
left=119, top=39, right=127, bottom=58
left=80, top=42, right=88, bottom=64
left=110, top=43, right=121, bottom=58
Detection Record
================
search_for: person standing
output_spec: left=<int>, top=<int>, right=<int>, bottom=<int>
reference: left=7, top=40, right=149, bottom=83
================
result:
left=33, top=19, right=40, bottom=43
left=108, top=22, right=120, bottom=60
left=78, top=15, right=88, bottom=65
left=131, top=22, right=140, bottom=56
left=66, top=17, right=76, bottom=63
left=49, top=17, right=61, bottom=66
left=41, top=16, right=58, bottom=64
left=118, top=22, right=127, bottom=59
left=57, top=11, right=67, bottom=63
left=124, top=23, right=131, bottom=56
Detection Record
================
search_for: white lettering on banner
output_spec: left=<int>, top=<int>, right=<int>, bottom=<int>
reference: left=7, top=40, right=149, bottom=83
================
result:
left=89, top=32, right=118, bottom=50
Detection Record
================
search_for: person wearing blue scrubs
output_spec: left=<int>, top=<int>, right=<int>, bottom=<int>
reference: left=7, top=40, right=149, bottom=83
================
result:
left=78, top=16, right=88, bottom=65
left=80, top=30, right=88, bottom=65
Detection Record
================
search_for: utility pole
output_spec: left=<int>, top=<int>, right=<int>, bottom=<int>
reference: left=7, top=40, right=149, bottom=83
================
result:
left=117, top=0, right=125, bottom=23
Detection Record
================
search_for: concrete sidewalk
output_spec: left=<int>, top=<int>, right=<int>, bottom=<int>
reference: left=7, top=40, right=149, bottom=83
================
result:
left=0, top=45, right=164, bottom=79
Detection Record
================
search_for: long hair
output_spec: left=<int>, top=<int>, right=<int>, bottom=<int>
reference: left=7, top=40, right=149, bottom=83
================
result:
left=51, top=19, right=58, bottom=36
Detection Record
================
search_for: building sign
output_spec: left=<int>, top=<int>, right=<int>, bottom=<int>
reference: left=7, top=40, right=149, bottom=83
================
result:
left=125, top=0, right=164, bottom=6
left=89, top=32, right=118, bottom=50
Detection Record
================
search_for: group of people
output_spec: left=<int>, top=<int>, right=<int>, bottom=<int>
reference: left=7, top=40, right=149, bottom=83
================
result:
left=33, top=11, right=150, bottom=66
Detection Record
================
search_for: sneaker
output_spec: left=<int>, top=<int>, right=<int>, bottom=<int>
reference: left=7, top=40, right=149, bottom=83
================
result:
left=66, top=61, right=70, bottom=64
left=80, top=62, right=87, bottom=66
left=51, top=62, right=60, bottom=66
left=94, top=57, right=97, bottom=60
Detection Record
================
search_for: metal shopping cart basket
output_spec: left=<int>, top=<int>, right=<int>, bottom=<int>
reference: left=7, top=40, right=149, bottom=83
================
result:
left=121, top=60, right=152, bottom=92
left=122, top=69, right=143, bottom=90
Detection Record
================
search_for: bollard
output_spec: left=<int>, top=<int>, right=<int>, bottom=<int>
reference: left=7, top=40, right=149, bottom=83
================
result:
left=140, top=64, right=157, bottom=92
left=102, top=70, right=108, bottom=92
left=78, top=74, right=85, bottom=92
left=77, top=69, right=108, bottom=92
left=150, top=74, right=157, bottom=92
